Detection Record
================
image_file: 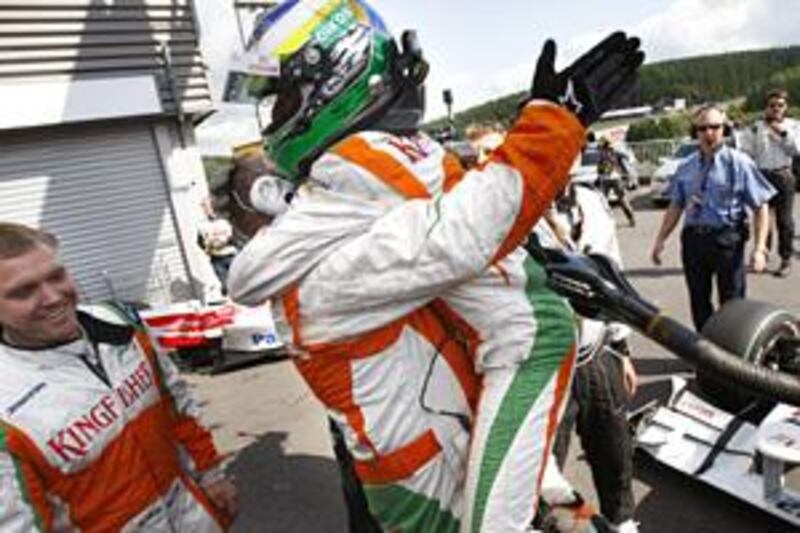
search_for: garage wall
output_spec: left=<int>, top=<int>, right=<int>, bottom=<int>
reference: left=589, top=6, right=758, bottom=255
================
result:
left=0, top=0, right=212, bottom=116
left=0, top=119, right=193, bottom=304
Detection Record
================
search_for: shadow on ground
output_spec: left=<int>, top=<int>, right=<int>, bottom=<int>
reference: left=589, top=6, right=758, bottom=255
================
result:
left=624, top=267, right=684, bottom=279
left=630, top=193, right=665, bottom=212
left=180, top=352, right=288, bottom=377
left=229, top=431, right=348, bottom=533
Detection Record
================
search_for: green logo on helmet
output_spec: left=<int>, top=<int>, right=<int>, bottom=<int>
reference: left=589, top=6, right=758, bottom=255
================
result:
left=313, top=3, right=357, bottom=48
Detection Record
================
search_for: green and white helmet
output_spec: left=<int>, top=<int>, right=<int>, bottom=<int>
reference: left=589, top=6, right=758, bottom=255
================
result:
left=224, top=0, right=428, bottom=181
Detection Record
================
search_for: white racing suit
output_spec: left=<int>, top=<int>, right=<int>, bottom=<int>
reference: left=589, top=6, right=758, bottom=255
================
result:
left=229, top=102, right=584, bottom=532
left=0, top=304, right=228, bottom=532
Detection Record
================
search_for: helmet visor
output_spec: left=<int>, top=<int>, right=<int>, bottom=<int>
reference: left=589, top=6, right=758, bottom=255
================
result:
left=222, top=49, right=282, bottom=104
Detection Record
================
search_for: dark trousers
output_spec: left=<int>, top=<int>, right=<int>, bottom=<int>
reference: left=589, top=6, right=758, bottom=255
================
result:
left=553, top=352, right=635, bottom=525
left=210, top=254, right=235, bottom=293
left=680, top=226, right=746, bottom=331
left=763, top=168, right=796, bottom=261
left=599, top=177, right=636, bottom=225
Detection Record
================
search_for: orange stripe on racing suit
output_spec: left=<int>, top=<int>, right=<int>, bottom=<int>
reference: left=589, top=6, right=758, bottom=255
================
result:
left=333, top=135, right=432, bottom=199
left=442, top=152, right=467, bottom=192
left=282, top=286, right=380, bottom=454
left=534, top=345, right=577, bottom=504
left=285, top=301, right=477, bottom=487
left=288, top=306, right=407, bottom=458
left=412, top=301, right=481, bottom=413
left=354, top=429, right=442, bottom=484
left=1, top=422, right=54, bottom=529
left=293, top=354, right=376, bottom=453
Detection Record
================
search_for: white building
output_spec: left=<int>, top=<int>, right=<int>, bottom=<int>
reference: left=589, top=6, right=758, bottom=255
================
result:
left=0, top=0, right=223, bottom=305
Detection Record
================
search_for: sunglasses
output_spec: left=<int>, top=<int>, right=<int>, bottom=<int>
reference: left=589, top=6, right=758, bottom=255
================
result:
left=696, top=123, right=723, bottom=132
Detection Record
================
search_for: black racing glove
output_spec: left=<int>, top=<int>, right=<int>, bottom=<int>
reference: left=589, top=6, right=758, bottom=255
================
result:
left=529, top=32, right=645, bottom=126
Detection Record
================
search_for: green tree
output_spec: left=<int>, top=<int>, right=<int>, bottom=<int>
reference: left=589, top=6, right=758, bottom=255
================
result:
left=627, top=114, right=691, bottom=142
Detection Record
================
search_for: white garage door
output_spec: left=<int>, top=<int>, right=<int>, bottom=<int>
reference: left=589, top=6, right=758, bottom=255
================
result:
left=0, top=120, right=192, bottom=305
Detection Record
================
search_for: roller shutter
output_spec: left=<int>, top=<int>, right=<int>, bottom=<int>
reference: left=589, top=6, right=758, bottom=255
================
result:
left=0, top=120, right=191, bottom=305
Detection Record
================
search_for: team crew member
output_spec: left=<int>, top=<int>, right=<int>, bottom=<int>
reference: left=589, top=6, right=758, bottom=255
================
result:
left=227, top=1, right=643, bottom=530
left=536, top=183, right=640, bottom=532
left=651, top=105, right=775, bottom=331
left=596, top=137, right=636, bottom=226
left=738, top=88, right=800, bottom=277
left=0, top=222, right=236, bottom=532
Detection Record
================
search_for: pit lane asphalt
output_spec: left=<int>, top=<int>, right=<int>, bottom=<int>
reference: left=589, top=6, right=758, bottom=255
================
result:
left=188, top=189, right=800, bottom=532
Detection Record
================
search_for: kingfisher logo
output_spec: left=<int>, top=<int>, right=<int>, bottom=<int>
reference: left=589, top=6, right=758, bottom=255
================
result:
left=46, top=361, right=155, bottom=463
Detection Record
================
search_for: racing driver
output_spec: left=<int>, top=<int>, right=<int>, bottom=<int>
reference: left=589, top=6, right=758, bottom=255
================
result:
left=228, top=1, right=644, bottom=530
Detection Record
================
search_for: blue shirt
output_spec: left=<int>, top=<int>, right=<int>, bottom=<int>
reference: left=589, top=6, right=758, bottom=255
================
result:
left=670, top=145, right=775, bottom=228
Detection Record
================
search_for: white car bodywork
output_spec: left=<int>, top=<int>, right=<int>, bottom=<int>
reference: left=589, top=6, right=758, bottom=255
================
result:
left=140, top=300, right=284, bottom=368
left=636, top=376, right=800, bottom=527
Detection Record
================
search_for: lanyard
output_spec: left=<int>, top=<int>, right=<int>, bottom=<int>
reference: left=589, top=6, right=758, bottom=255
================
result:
left=695, top=151, right=738, bottom=224
left=698, top=157, right=714, bottom=194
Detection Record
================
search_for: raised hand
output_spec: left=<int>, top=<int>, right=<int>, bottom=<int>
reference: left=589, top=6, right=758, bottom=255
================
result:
left=530, top=32, right=645, bottom=126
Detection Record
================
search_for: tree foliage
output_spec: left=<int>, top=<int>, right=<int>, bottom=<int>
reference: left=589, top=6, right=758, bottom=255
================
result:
left=743, top=65, right=800, bottom=111
left=639, top=46, right=800, bottom=107
left=626, top=114, right=691, bottom=142
left=427, top=46, right=800, bottom=138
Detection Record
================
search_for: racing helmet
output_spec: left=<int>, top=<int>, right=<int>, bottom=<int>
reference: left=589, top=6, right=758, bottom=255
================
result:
left=225, top=0, right=428, bottom=180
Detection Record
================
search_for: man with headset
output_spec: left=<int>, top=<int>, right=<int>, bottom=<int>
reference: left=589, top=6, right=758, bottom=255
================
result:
left=650, top=104, right=775, bottom=331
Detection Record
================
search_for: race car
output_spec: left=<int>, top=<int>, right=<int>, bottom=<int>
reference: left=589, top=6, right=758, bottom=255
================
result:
left=526, top=240, right=800, bottom=529
left=140, top=299, right=285, bottom=372
left=634, top=300, right=800, bottom=528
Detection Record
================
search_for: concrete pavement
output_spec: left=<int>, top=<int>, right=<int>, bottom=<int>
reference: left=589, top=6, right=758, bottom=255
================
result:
left=189, top=189, right=800, bottom=532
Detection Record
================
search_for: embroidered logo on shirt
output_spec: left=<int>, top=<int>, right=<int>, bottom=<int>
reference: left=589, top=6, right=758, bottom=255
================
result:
left=46, top=360, right=155, bottom=463
left=387, top=136, right=430, bottom=163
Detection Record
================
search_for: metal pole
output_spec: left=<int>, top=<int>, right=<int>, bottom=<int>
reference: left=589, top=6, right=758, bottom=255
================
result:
left=156, top=40, right=187, bottom=147
left=232, top=0, right=248, bottom=48
left=443, top=89, right=453, bottom=128
left=148, top=125, right=203, bottom=303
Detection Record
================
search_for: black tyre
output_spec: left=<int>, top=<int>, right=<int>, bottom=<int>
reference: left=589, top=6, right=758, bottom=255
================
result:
left=698, top=299, right=799, bottom=412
